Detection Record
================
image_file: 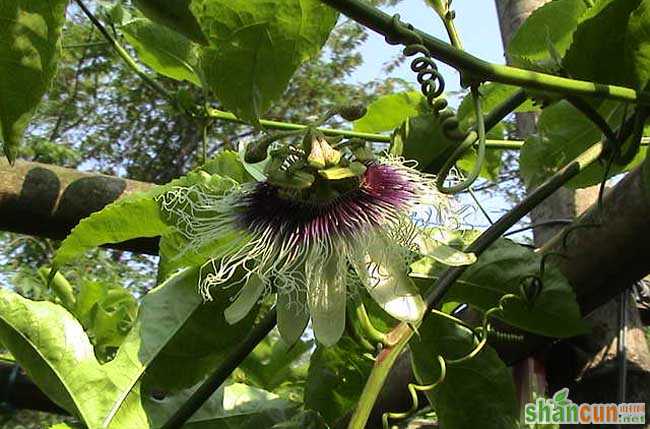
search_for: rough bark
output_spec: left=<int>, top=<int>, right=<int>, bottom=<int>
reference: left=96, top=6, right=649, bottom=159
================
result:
left=0, top=159, right=158, bottom=254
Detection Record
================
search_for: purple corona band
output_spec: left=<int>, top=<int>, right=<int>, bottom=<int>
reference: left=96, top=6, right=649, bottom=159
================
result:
left=238, top=164, right=415, bottom=243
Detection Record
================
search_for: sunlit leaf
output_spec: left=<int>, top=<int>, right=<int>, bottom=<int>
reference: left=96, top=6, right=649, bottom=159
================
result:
left=353, top=91, right=427, bottom=133
left=191, top=0, right=338, bottom=123
left=0, top=0, right=68, bottom=163
left=0, top=288, right=114, bottom=426
left=122, top=18, right=201, bottom=86
left=507, top=0, right=588, bottom=71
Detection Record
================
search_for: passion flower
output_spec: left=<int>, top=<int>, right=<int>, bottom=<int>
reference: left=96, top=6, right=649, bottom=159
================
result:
left=158, top=154, right=453, bottom=346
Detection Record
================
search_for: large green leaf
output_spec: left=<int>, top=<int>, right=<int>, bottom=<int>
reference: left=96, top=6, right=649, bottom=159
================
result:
left=412, top=239, right=589, bottom=338
left=133, top=0, right=207, bottom=44
left=304, top=336, right=373, bottom=426
left=520, top=100, right=646, bottom=189
left=191, top=0, right=338, bottom=123
left=0, top=0, right=68, bottom=163
left=563, top=0, right=645, bottom=88
left=410, top=315, right=518, bottom=429
left=507, top=0, right=588, bottom=71
left=353, top=92, right=427, bottom=133
left=0, top=288, right=114, bottom=426
left=102, top=266, right=259, bottom=423
left=122, top=18, right=201, bottom=86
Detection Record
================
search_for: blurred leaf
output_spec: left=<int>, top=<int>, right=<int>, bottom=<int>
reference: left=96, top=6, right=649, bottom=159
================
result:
left=507, top=0, right=588, bottom=71
left=410, top=314, right=518, bottom=429
left=563, top=0, right=644, bottom=87
left=304, top=336, right=373, bottom=426
left=133, top=0, right=207, bottom=44
left=0, top=0, right=68, bottom=163
left=412, top=238, right=589, bottom=338
left=191, top=0, right=337, bottom=123
left=520, top=100, right=645, bottom=189
left=353, top=92, right=427, bottom=133
left=122, top=18, right=201, bottom=86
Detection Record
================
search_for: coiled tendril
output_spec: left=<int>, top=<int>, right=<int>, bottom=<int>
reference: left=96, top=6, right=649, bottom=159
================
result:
left=386, top=14, right=487, bottom=195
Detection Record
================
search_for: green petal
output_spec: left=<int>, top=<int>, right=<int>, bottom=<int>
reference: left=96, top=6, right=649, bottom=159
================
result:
left=414, top=235, right=476, bottom=267
left=353, top=237, right=426, bottom=322
left=365, top=263, right=425, bottom=322
left=224, top=274, right=265, bottom=325
left=307, top=252, right=346, bottom=346
left=277, top=291, right=309, bottom=347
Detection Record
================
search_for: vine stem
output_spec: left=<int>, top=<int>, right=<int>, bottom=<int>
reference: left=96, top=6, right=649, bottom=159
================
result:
left=319, top=0, right=650, bottom=105
left=347, top=140, right=605, bottom=429
left=159, top=308, right=277, bottom=429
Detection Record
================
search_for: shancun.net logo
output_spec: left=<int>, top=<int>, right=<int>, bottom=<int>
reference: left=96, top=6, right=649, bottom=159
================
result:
left=524, top=388, right=646, bottom=425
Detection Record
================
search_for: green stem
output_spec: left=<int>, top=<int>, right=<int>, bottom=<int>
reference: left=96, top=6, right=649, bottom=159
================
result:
left=160, top=308, right=277, bottom=429
left=319, top=0, right=650, bottom=104
left=347, top=140, right=605, bottom=429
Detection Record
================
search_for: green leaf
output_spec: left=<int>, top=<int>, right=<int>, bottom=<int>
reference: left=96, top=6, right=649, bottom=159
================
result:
left=353, top=92, right=427, bottom=133
left=304, top=336, right=373, bottom=426
left=133, top=0, right=207, bottom=44
left=55, top=152, right=246, bottom=271
left=104, top=267, right=262, bottom=425
left=0, top=288, right=114, bottom=426
left=456, top=84, right=539, bottom=128
left=53, top=192, right=170, bottom=269
left=507, top=0, right=588, bottom=71
left=563, top=0, right=644, bottom=87
left=626, top=0, right=650, bottom=90
left=122, top=18, right=201, bottom=86
left=520, top=100, right=646, bottom=189
left=191, top=0, right=338, bottom=123
left=391, top=114, right=458, bottom=174
left=271, top=409, right=329, bottom=429
left=413, top=238, right=589, bottom=338
left=410, top=315, right=518, bottom=429
left=0, top=0, right=68, bottom=163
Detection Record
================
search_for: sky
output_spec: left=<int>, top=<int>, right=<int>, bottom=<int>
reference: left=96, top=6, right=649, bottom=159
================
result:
left=350, top=0, right=506, bottom=99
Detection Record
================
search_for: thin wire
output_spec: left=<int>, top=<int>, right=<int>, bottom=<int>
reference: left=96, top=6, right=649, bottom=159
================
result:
left=503, top=219, right=573, bottom=237
left=468, top=187, right=493, bottom=225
